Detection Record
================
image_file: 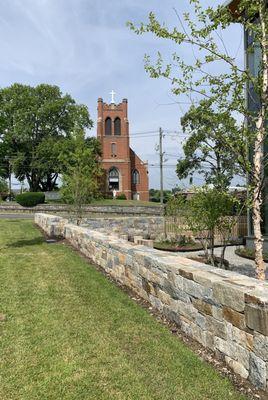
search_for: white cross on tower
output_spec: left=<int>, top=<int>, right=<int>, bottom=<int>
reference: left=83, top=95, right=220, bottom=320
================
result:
left=110, top=90, right=116, bottom=104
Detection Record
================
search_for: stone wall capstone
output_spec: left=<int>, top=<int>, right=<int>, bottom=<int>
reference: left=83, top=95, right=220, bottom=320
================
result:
left=35, top=213, right=268, bottom=391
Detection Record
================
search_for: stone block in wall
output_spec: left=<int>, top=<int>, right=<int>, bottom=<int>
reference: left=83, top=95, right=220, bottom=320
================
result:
left=213, top=282, right=245, bottom=312
left=195, top=312, right=207, bottom=330
left=149, top=294, right=163, bottom=311
left=141, top=277, right=157, bottom=296
left=227, top=324, right=253, bottom=351
left=167, top=271, right=184, bottom=290
left=140, top=239, right=154, bottom=248
left=212, top=306, right=223, bottom=321
left=192, top=323, right=206, bottom=345
left=192, top=298, right=213, bottom=316
left=203, top=330, right=215, bottom=350
left=253, top=332, right=268, bottom=361
left=162, top=278, right=191, bottom=303
left=222, top=307, right=246, bottom=330
left=215, top=337, right=250, bottom=370
left=207, top=317, right=227, bottom=340
left=179, top=315, right=193, bottom=337
left=192, top=270, right=223, bottom=288
left=156, top=289, right=177, bottom=309
left=249, top=353, right=266, bottom=389
left=225, top=357, right=249, bottom=380
left=139, top=266, right=164, bottom=286
left=120, top=234, right=129, bottom=240
left=177, top=300, right=198, bottom=322
left=245, top=304, right=268, bottom=335
left=245, top=288, right=268, bottom=306
left=134, top=236, right=143, bottom=244
left=163, top=305, right=182, bottom=327
left=183, top=279, right=213, bottom=301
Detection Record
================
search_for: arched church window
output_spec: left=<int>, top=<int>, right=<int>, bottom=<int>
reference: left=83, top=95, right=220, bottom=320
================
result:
left=114, top=117, right=121, bottom=136
left=105, top=117, right=112, bottom=135
left=108, top=167, right=119, bottom=191
left=132, top=169, right=140, bottom=185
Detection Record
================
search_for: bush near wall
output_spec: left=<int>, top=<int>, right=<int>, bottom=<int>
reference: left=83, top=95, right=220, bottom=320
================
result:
left=16, top=192, right=45, bottom=207
left=0, top=192, right=8, bottom=201
left=0, top=178, right=8, bottom=200
left=116, top=193, right=127, bottom=200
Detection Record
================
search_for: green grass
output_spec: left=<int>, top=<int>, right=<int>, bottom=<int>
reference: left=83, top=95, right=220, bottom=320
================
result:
left=2, top=199, right=162, bottom=207
left=83, top=199, right=162, bottom=207
left=0, top=219, right=246, bottom=400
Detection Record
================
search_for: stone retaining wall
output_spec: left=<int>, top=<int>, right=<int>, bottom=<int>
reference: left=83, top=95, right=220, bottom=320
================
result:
left=75, top=216, right=165, bottom=240
left=35, top=212, right=268, bottom=392
left=0, top=204, right=163, bottom=216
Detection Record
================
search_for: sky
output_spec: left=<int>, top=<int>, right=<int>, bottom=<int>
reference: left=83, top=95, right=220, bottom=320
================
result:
left=0, top=0, right=244, bottom=190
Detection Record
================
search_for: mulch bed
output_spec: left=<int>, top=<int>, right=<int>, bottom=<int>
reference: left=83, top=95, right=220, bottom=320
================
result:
left=153, top=243, right=204, bottom=252
left=154, top=242, right=239, bottom=253
left=235, top=248, right=268, bottom=263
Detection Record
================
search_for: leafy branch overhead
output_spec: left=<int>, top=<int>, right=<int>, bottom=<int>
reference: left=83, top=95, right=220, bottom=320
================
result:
left=128, top=0, right=268, bottom=279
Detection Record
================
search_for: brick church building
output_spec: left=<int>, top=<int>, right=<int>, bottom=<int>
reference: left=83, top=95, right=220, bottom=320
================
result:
left=97, top=95, right=149, bottom=201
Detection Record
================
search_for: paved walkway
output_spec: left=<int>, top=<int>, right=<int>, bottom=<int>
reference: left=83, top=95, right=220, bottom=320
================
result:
left=183, top=245, right=268, bottom=279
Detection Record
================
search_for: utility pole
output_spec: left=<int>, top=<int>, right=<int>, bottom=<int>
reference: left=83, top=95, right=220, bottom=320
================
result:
left=159, top=127, right=164, bottom=205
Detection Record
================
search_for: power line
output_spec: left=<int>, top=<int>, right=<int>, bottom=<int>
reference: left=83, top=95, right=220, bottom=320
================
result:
left=129, top=130, right=158, bottom=135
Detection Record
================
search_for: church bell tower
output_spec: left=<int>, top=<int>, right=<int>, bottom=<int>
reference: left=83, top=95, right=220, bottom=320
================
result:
left=97, top=93, right=132, bottom=199
left=97, top=92, right=149, bottom=201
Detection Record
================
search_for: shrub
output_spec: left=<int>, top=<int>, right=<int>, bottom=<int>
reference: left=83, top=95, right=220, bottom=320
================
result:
left=116, top=193, right=127, bottom=200
left=0, top=178, right=8, bottom=200
left=16, top=192, right=45, bottom=207
left=0, top=193, right=8, bottom=201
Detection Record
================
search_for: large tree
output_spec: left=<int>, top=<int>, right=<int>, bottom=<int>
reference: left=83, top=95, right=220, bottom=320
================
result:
left=0, top=83, right=92, bottom=191
left=129, top=0, right=268, bottom=279
left=177, top=99, right=248, bottom=190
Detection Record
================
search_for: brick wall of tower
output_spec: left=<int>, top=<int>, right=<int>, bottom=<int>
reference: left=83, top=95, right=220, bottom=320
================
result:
left=130, top=149, right=149, bottom=201
left=97, top=97, right=149, bottom=201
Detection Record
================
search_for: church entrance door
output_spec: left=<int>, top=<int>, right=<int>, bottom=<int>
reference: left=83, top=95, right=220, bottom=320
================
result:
left=108, top=167, right=120, bottom=191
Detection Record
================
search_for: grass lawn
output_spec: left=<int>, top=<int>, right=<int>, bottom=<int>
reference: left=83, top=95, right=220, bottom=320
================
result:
left=0, top=219, right=246, bottom=400
left=90, top=199, right=162, bottom=207
left=1, top=199, right=162, bottom=207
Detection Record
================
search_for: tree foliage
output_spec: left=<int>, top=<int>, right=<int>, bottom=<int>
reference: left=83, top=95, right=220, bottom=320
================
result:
left=166, top=187, right=238, bottom=267
left=149, top=188, right=173, bottom=203
left=177, top=99, right=248, bottom=189
left=60, top=129, right=103, bottom=225
left=185, top=187, right=238, bottom=267
left=0, top=83, right=92, bottom=192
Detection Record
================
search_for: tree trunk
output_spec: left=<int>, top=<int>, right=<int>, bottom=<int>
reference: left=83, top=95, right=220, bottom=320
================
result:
left=252, top=0, right=268, bottom=281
